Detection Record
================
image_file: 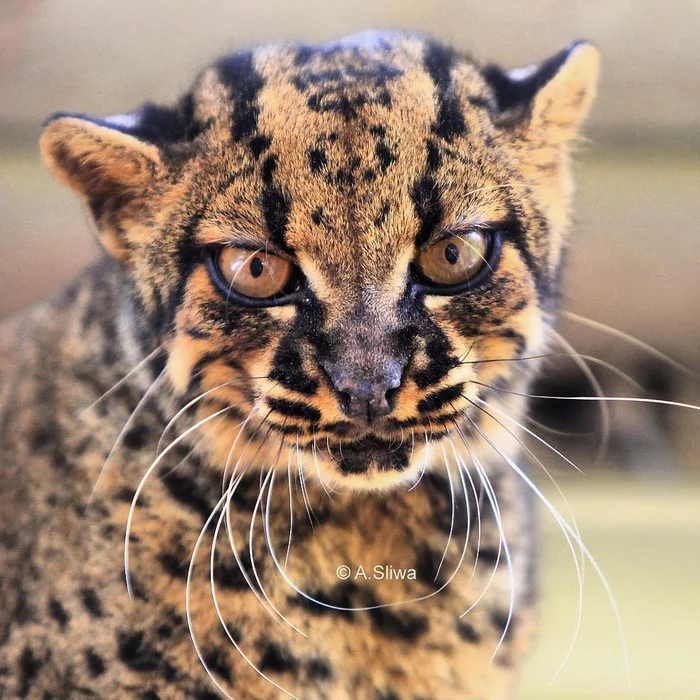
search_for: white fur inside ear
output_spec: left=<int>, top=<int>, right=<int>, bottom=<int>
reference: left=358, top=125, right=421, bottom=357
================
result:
left=508, top=63, right=539, bottom=82
left=104, top=113, right=141, bottom=129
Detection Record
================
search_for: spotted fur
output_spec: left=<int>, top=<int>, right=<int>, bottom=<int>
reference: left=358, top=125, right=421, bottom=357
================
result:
left=0, top=32, right=599, bottom=698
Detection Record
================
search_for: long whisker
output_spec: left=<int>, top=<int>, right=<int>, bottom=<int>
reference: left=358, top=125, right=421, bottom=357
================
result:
left=468, top=395, right=584, bottom=475
left=457, top=422, right=516, bottom=661
left=550, top=329, right=610, bottom=464
left=472, top=381, right=700, bottom=411
left=285, top=446, right=294, bottom=570
left=124, top=404, right=231, bottom=599
left=80, top=344, right=163, bottom=416
left=435, top=444, right=456, bottom=581
left=408, top=430, right=431, bottom=491
left=562, top=310, right=699, bottom=380
left=88, top=368, right=166, bottom=505
left=248, top=466, right=308, bottom=637
left=467, top=398, right=587, bottom=673
left=264, top=456, right=472, bottom=614
left=466, top=414, right=630, bottom=685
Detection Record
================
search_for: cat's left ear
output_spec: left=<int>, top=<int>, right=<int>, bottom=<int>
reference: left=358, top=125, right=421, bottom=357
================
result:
left=40, top=109, right=166, bottom=262
left=484, top=41, right=601, bottom=142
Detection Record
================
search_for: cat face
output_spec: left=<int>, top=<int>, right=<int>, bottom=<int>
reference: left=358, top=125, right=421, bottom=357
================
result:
left=40, top=33, right=599, bottom=489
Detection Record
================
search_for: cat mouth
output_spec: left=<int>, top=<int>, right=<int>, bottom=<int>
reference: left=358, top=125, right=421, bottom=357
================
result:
left=324, top=435, right=411, bottom=475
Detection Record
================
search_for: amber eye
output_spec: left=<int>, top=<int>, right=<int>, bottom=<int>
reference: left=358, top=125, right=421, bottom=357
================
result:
left=417, top=230, right=490, bottom=287
left=216, top=247, right=294, bottom=299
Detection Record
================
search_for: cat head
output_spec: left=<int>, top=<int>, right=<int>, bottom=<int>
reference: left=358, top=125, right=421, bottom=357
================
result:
left=40, top=33, right=599, bottom=489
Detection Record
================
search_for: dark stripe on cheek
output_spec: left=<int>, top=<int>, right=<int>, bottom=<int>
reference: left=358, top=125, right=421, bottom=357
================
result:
left=411, top=176, right=443, bottom=247
left=267, top=397, right=320, bottom=423
left=417, top=383, right=464, bottom=413
left=269, top=335, right=319, bottom=396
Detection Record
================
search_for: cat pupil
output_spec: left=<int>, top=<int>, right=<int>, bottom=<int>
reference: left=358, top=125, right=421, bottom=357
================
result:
left=250, top=256, right=264, bottom=278
left=444, top=243, right=459, bottom=265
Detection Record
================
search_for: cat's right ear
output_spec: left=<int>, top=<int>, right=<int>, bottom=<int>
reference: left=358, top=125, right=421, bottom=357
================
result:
left=40, top=112, right=164, bottom=263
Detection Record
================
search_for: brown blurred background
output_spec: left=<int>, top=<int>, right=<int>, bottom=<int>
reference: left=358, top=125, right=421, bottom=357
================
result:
left=1, top=1, right=698, bottom=698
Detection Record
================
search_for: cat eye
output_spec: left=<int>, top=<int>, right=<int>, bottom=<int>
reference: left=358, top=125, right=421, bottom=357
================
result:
left=212, top=247, right=299, bottom=302
left=417, top=230, right=495, bottom=291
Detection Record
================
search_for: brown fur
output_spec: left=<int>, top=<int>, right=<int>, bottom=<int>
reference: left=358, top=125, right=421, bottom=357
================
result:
left=1, top=32, right=598, bottom=698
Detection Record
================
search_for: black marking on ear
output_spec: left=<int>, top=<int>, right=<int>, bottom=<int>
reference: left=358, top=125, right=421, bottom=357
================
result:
left=482, top=41, right=586, bottom=124
left=217, top=51, right=265, bottom=142
left=411, top=176, right=443, bottom=247
left=417, top=383, right=465, bottom=413
left=424, top=42, right=467, bottom=141
left=267, top=397, right=321, bottom=423
left=45, top=97, right=202, bottom=148
left=260, top=155, right=292, bottom=253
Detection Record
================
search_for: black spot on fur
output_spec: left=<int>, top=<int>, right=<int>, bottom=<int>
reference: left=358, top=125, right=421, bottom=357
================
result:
left=84, top=648, right=106, bottom=677
left=308, top=146, right=328, bottom=173
left=258, top=642, right=299, bottom=673
left=249, top=134, right=271, bottom=158
left=160, top=470, right=213, bottom=521
left=18, top=647, right=42, bottom=696
left=311, top=207, right=324, bottom=226
left=117, top=631, right=163, bottom=672
left=374, top=200, right=391, bottom=228
left=411, top=176, right=443, bottom=247
left=368, top=604, right=429, bottom=641
left=48, top=599, right=70, bottom=630
left=203, top=648, right=233, bottom=682
left=290, top=582, right=356, bottom=618
left=306, top=657, right=333, bottom=680
left=456, top=619, right=481, bottom=643
left=122, top=424, right=150, bottom=450
left=80, top=587, right=103, bottom=618
left=375, top=140, right=397, bottom=172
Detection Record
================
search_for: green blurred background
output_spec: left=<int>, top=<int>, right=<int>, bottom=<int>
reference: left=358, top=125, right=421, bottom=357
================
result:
left=1, top=2, right=698, bottom=697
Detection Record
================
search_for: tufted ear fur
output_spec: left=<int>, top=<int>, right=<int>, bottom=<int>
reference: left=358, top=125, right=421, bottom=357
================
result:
left=483, top=41, right=600, bottom=143
left=40, top=110, right=167, bottom=263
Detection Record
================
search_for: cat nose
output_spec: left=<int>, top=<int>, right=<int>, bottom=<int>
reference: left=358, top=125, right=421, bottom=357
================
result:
left=322, top=362, right=403, bottom=424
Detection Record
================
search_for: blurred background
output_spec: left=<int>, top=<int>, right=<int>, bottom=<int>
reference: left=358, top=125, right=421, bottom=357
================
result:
left=1, top=1, right=698, bottom=698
